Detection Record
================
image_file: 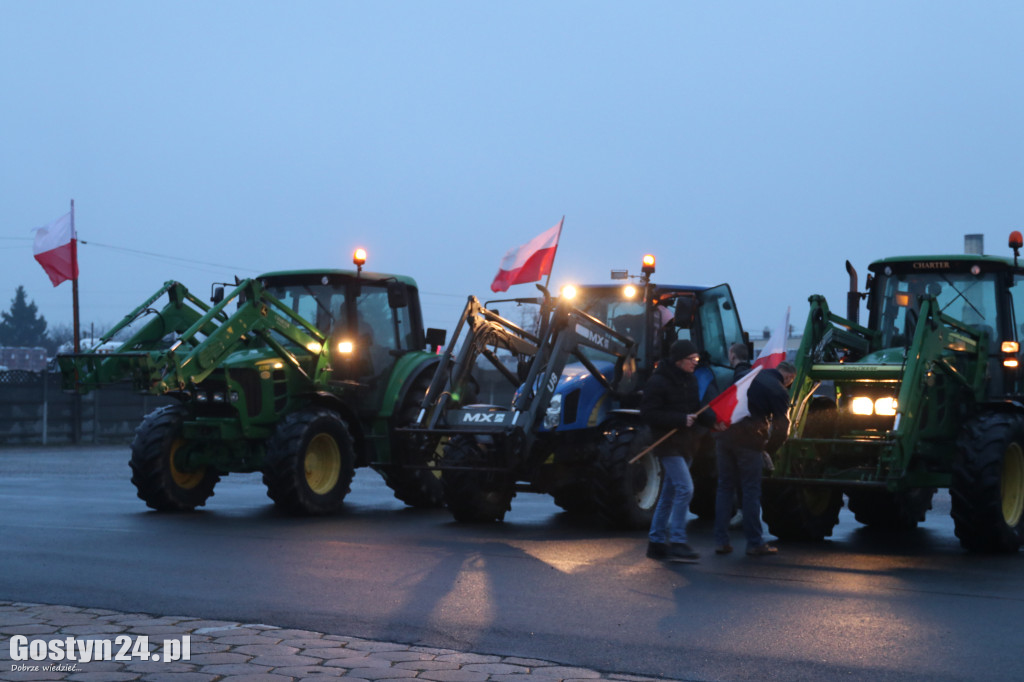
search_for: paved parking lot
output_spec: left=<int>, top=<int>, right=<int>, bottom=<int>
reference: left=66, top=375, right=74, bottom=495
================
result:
left=0, top=601, right=675, bottom=682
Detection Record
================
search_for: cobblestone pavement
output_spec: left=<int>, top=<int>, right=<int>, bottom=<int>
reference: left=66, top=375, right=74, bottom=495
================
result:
left=0, top=602, right=676, bottom=682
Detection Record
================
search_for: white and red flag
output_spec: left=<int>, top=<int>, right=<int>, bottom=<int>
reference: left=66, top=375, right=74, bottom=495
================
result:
left=753, top=307, right=790, bottom=370
left=707, top=365, right=763, bottom=427
left=33, top=211, right=78, bottom=287
left=490, top=217, right=563, bottom=293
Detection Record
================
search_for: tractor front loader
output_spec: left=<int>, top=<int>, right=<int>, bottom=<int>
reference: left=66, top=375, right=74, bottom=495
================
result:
left=404, top=289, right=642, bottom=524
left=765, top=234, right=1024, bottom=552
left=405, top=255, right=750, bottom=529
left=58, top=252, right=447, bottom=515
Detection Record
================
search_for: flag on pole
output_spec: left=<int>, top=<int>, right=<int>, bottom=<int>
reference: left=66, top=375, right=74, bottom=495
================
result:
left=32, top=211, right=78, bottom=287
left=753, top=307, right=790, bottom=370
left=490, top=217, right=563, bottom=293
left=707, top=365, right=763, bottom=427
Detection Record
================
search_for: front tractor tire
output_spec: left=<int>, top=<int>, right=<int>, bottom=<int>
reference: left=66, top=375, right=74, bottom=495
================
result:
left=130, top=404, right=220, bottom=511
left=262, top=408, right=356, bottom=516
left=592, top=422, right=662, bottom=530
left=762, top=483, right=843, bottom=542
left=846, top=487, right=935, bottom=530
left=441, top=436, right=515, bottom=523
left=951, top=412, right=1024, bottom=553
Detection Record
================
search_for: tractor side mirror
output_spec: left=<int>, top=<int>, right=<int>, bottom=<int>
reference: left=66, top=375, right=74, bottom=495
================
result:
left=425, top=327, right=447, bottom=351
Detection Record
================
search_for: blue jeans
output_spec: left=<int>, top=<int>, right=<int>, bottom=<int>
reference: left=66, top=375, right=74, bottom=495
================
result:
left=714, top=442, right=766, bottom=549
left=649, top=455, right=694, bottom=545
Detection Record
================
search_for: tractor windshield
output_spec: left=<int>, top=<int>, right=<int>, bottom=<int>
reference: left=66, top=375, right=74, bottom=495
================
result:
left=264, top=281, right=349, bottom=335
left=873, top=270, right=999, bottom=348
left=575, top=293, right=648, bottom=364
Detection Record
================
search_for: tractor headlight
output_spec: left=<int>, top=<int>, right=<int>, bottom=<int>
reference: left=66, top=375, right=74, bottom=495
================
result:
left=544, top=394, right=563, bottom=429
left=849, top=395, right=897, bottom=416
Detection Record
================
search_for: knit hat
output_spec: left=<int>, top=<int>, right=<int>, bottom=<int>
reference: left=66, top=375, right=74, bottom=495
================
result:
left=669, top=339, right=699, bottom=362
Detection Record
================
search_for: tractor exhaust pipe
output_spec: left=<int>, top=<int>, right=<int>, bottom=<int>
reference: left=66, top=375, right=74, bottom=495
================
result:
left=846, top=260, right=860, bottom=325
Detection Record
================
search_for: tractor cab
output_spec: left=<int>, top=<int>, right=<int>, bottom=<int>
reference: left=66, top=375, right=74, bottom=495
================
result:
left=860, top=233, right=1024, bottom=398
left=562, top=254, right=747, bottom=394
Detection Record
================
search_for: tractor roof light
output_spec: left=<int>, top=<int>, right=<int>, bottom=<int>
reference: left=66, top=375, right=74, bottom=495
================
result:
left=623, top=284, right=638, bottom=299
left=353, top=248, right=367, bottom=273
left=641, top=254, right=656, bottom=275
left=561, top=284, right=578, bottom=301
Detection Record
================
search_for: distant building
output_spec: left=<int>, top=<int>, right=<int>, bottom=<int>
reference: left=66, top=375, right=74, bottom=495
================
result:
left=0, top=347, right=48, bottom=372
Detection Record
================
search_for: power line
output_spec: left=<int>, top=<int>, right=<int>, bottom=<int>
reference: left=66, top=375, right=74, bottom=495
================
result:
left=78, top=240, right=260, bottom=274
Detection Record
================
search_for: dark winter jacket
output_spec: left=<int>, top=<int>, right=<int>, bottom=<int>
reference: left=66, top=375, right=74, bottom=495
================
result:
left=640, top=360, right=716, bottom=459
left=718, top=367, right=791, bottom=454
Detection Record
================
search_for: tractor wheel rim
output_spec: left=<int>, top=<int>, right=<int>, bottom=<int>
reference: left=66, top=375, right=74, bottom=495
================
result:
left=1001, top=442, right=1024, bottom=527
left=305, top=433, right=341, bottom=495
left=169, top=439, right=205, bottom=489
left=635, top=454, right=661, bottom=510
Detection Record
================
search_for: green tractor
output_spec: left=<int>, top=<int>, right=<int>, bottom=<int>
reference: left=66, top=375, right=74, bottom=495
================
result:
left=764, top=233, right=1024, bottom=552
left=58, top=250, right=447, bottom=515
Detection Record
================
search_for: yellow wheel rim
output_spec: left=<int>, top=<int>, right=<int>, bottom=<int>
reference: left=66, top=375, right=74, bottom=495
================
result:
left=305, top=433, right=341, bottom=495
left=168, top=438, right=205, bottom=490
left=1001, top=442, right=1024, bottom=527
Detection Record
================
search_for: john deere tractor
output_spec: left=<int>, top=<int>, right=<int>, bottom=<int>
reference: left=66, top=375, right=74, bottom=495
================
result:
left=764, top=233, right=1024, bottom=552
left=404, top=255, right=748, bottom=527
left=58, top=250, right=447, bottom=515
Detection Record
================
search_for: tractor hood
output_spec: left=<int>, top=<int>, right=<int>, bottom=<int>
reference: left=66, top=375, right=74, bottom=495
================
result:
left=537, top=360, right=616, bottom=433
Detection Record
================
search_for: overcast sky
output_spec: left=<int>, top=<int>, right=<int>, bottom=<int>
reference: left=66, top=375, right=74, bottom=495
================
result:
left=2, top=1, right=1022, bottom=341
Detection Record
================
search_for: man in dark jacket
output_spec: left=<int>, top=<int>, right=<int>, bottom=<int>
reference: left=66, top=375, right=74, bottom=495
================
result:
left=713, top=361, right=795, bottom=556
left=641, top=339, right=719, bottom=562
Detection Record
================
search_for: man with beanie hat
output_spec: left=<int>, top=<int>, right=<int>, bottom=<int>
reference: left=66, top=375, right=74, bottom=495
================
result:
left=640, top=338, right=719, bottom=562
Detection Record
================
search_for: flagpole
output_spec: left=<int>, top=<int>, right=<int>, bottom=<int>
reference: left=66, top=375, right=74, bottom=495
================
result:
left=542, top=215, right=565, bottom=291
left=626, top=401, right=721, bottom=464
left=71, top=199, right=80, bottom=354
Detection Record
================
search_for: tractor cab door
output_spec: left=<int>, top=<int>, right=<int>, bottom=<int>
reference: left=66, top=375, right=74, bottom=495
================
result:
left=695, top=284, right=747, bottom=394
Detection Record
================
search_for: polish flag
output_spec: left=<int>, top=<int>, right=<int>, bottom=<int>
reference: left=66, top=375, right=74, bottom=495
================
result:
left=707, top=365, right=763, bottom=427
left=490, top=218, right=563, bottom=293
left=33, top=211, right=79, bottom=287
left=753, top=307, right=790, bottom=370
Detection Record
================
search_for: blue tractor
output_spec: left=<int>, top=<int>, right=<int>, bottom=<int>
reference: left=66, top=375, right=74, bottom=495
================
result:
left=405, top=256, right=749, bottom=527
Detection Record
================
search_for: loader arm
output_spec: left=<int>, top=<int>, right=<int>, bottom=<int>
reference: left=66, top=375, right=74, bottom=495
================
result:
left=59, top=279, right=330, bottom=395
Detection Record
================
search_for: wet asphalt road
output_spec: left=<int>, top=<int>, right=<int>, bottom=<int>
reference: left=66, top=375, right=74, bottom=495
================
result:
left=2, top=444, right=1023, bottom=682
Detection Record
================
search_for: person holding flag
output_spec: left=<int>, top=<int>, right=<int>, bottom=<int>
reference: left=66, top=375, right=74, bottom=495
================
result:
left=709, top=358, right=796, bottom=557
left=641, top=339, right=723, bottom=563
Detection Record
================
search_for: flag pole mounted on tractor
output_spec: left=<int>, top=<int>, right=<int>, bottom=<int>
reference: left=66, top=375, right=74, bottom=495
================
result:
left=543, top=216, right=565, bottom=291
left=71, top=199, right=80, bottom=353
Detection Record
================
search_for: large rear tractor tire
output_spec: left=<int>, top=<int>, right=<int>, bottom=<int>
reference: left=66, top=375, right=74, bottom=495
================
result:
left=441, top=436, right=515, bottom=523
left=951, top=412, right=1024, bottom=553
left=130, top=404, right=220, bottom=511
left=378, top=369, right=445, bottom=508
left=847, top=487, right=935, bottom=530
left=762, top=483, right=843, bottom=541
left=262, top=408, right=355, bottom=516
left=592, top=422, right=662, bottom=530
